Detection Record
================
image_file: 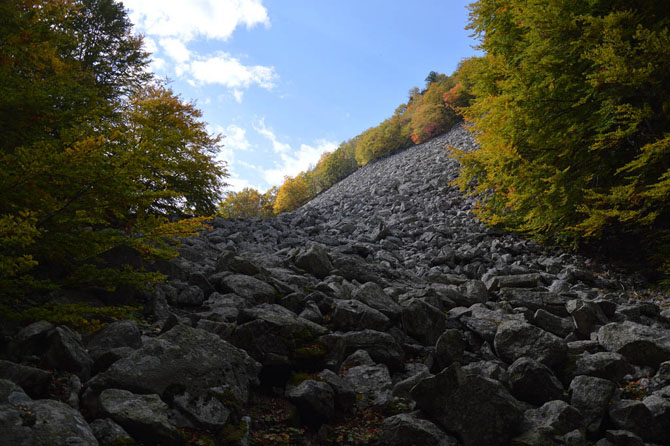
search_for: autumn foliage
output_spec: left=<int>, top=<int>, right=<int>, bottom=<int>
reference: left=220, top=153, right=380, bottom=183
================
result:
left=0, top=0, right=227, bottom=296
left=454, top=0, right=670, bottom=280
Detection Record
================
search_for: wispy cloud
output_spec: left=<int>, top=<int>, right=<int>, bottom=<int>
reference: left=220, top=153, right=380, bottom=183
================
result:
left=254, top=120, right=337, bottom=186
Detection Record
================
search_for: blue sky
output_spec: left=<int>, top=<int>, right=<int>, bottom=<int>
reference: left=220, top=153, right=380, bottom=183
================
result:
left=123, top=0, right=481, bottom=192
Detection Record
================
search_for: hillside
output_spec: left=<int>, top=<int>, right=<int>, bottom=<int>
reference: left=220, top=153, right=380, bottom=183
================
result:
left=2, top=125, right=670, bottom=446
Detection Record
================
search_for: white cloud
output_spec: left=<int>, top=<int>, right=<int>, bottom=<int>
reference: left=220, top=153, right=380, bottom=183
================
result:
left=124, top=0, right=269, bottom=42
left=183, top=53, right=277, bottom=90
left=232, top=89, right=244, bottom=103
left=254, top=119, right=291, bottom=153
left=150, top=57, right=167, bottom=72
left=254, top=122, right=337, bottom=186
left=223, top=125, right=251, bottom=152
left=160, top=38, right=190, bottom=63
left=143, top=37, right=158, bottom=54
left=226, top=175, right=258, bottom=192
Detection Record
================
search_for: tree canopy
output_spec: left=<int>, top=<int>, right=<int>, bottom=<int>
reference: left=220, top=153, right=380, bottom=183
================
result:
left=453, top=0, right=670, bottom=279
left=0, top=0, right=227, bottom=296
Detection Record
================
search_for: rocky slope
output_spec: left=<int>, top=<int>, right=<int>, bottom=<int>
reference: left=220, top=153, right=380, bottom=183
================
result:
left=2, top=125, right=670, bottom=446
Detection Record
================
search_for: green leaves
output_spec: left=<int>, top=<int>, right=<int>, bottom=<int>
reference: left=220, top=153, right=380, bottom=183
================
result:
left=458, top=0, right=670, bottom=277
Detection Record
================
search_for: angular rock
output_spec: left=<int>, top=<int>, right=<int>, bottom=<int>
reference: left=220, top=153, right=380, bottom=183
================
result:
left=0, top=360, right=52, bottom=399
left=569, top=375, right=616, bottom=435
left=411, top=364, right=525, bottom=446
left=380, top=412, right=458, bottom=446
left=86, top=320, right=142, bottom=360
left=352, top=282, right=402, bottom=318
left=494, top=320, right=567, bottom=367
left=99, top=388, right=181, bottom=446
left=294, top=244, right=333, bottom=279
left=90, top=418, right=136, bottom=446
left=533, top=309, right=574, bottom=338
left=343, top=363, right=392, bottom=408
left=573, top=352, right=635, bottom=382
left=43, top=326, right=93, bottom=380
left=286, top=379, right=335, bottom=425
left=434, top=329, right=464, bottom=370
left=331, top=299, right=390, bottom=331
left=318, top=369, right=355, bottom=411
left=0, top=399, right=98, bottom=446
left=88, top=325, right=260, bottom=425
left=401, top=299, right=447, bottom=346
left=521, top=400, right=583, bottom=435
left=321, top=330, right=405, bottom=371
left=221, top=274, right=277, bottom=305
left=507, top=357, right=564, bottom=405
left=597, top=321, right=670, bottom=368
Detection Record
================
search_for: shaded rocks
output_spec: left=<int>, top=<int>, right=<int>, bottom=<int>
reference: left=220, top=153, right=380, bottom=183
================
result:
left=99, top=388, right=181, bottom=446
left=411, top=364, right=525, bottom=446
left=569, top=375, right=616, bottom=435
left=294, top=244, right=333, bottom=279
left=379, top=412, right=458, bottom=446
left=0, top=398, right=98, bottom=446
left=507, top=357, right=564, bottom=405
left=597, top=321, right=670, bottom=368
left=286, top=379, right=335, bottom=425
left=494, top=320, right=567, bottom=367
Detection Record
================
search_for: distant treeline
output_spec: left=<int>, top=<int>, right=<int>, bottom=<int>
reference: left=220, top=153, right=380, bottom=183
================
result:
left=219, top=63, right=478, bottom=217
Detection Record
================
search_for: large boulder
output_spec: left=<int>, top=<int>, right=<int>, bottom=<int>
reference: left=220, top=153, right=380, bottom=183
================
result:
left=320, top=330, right=405, bottom=371
left=86, top=320, right=142, bottom=360
left=0, top=398, right=98, bottom=446
left=568, top=375, right=616, bottom=435
left=343, top=363, right=393, bottom=408
left=294, top=244, right=333, bottom=279
left=401, top=299, right=447, bottom=346
left=379, top=412, right=458, bottom=446
left=352, top=282, right=402, bottom=319
left=597, top=321, right=670, bottom=368
left=507, top=357, right=564, bottom=406
left=494, top=320, right=567, bottom=367
left=43, top=326, right=94, bottom=380
left=411, top=364, right=525, bottom=446
left=90, top=418, right=135, bottom=446
left=232, top=304, right=328, bottom=366
left=286, top=379, right=335, bottom=426
left=0, top=360, right=52, bottom=399
left=99, top=388, right=181, bottom=446
left=87, top=325, right=260, bottom=428
left=330, top=299, right=390, bottom=331
left=220, top=274, right=277, bottom=305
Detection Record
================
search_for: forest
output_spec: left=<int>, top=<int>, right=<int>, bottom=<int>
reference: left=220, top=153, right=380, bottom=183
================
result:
left=2, top=0, right=670, bottom=306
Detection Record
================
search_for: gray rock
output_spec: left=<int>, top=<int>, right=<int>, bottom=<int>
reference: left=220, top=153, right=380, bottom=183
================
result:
left=486, top=273, right=541, bottom=291
left=343, top=363, right=392, bottom=408
left=608, top=399, right=658, bottom=443
left=221, top=274, right=277, bottom=304
left=318, top=369, right=355, bottom=411
left=294, top=244, right=333, bottom=279
left=0, top=399, right=98, bottom=446
left=434, top=329, right=464, bottom=370
left=597, top=321, right=670, bottom=368
left=0, top=379, right=30, bottom=405
left=494, top=320, right=567, bottom=367
left=286, top=379, right=335, bottom=425
left=322, top=329, right=405, bottom=371
left=521, top=400, right=583, bottom=435
left=331, top=299, right=390, bottom=331
left=533, top=309, right=574, bottom=338
left=507, top=357, right=564, bottom=405
left=401, top=299, right=447, bottom=346
left=86, top=320, right=142, bottom=360
left=569, top=375, right=616, bottom=435
left=99, top=388, right=181, bottom=446
left=379, top=412, right=458, bottom=446
left=44, top=326, right=94, bottom=380
left=462, top=304, right=524, bottom=342
left=0, top=360, right=52, bottom=398
left=411, top=363, right=525, bottom=446
left=171, top=284, right=205, bottom=306
left=567, top=300, right=608, bottom=337
left=88, top=325, right=260, bottom=425
left=90, top=418, right=135, bottom=446
left=605, top=430, right=644, bottom=446
left=573, top=352, right=635, bottom=382
left=392, top=368, right=431, bottom=401
left=353, top=282, right=402, bottom=318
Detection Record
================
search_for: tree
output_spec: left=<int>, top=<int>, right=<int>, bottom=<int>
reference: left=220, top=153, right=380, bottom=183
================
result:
left=218, top=187, right=277, bottom=219
left=455, top=0, right=670, bottom=279
left=274, top=174, right=311, bottom=214
left=0, top=0, right=228, bottom=296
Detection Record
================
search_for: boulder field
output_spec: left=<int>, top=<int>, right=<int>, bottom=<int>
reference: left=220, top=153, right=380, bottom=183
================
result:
left=2, top=125, right=670, bottom=445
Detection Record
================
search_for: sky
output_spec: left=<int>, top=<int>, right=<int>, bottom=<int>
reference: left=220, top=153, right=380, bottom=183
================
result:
left=122, top=0, right=481, bottom=193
